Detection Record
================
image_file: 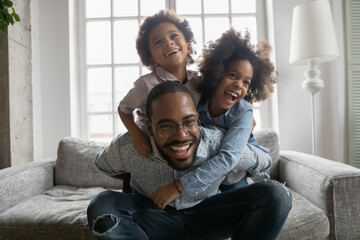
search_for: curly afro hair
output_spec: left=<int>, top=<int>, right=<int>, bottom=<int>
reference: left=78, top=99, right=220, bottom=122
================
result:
left=198, top=28, right=278, bottom=104
left=136, top=10, right=196, bottom=69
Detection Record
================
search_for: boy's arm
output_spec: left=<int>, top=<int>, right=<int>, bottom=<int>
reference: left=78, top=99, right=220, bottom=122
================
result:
left=118, top=109, right=151, bottom=156
left=118, top=79, right=152, bottom=156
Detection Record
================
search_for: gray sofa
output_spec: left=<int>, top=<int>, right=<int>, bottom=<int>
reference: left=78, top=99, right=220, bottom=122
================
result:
left=0, top=129, right=359, bottom=240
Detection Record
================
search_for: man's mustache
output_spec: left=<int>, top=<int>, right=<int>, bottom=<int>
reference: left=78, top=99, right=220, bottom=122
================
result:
left=163, top=138, right=196, bottom=148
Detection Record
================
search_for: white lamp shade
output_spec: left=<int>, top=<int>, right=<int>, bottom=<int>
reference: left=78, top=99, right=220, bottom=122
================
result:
left=289, top=0, right=339, bottom=65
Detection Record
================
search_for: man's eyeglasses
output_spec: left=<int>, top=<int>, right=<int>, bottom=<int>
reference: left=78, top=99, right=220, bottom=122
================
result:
left=156, top=118, right=201, bottom=138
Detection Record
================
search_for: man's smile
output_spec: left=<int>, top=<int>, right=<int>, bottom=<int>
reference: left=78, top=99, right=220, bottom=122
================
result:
left=161, top=138, right=196, bottom=167
left=170, top=143, right=192, bottom=159
left=171, top=144, right=190, bottom=151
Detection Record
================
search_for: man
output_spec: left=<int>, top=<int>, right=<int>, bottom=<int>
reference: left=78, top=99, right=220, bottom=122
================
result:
left=87, top=81, right=292, bottom=240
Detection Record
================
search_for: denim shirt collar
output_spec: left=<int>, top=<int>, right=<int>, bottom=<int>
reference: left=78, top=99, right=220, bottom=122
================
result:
left=197, top=98, right=232, bottom=119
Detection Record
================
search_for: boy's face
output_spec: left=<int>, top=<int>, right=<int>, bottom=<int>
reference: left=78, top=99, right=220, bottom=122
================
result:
left=146, top=92, right=200, bottom=170
left=210, top=59, right=253, bottom=117
left=148, top=22, right=192, bottom=71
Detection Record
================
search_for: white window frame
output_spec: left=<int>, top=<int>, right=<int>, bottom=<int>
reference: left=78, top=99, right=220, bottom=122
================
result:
left=77, top=0, right=273, bottom=141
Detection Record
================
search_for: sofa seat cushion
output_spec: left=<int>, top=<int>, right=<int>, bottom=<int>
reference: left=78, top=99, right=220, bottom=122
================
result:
left=278, top=189, right=330, bottom=240
left=0, top=185, right=120, bottom=240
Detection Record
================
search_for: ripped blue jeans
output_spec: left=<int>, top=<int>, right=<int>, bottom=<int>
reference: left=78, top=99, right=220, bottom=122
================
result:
left=87, top=179, right=292, bottom=240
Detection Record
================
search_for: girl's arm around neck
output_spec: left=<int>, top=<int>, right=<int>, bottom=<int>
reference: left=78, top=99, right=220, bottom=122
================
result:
left=178, top=108, right=254, bottom=196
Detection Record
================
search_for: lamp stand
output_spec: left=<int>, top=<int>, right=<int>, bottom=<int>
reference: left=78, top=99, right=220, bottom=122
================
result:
left=302, top=59, right=324, bottom=155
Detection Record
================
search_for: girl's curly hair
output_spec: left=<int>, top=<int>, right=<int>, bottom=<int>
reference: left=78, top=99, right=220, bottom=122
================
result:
left=198, top=28, right=278, bottom=104
left=136, top=10, right=196, bottom=69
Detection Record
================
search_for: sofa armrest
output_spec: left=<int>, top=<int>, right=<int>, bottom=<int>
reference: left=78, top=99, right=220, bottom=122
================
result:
left=279, top=151, right=360, bottom=240
left=0, top=160, right=55, bottom=215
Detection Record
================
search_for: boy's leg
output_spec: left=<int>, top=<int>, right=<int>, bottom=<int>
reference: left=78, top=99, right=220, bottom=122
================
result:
left=184, top=180, right=292, bottom=240
left=87, top=191, right=186, bottom=240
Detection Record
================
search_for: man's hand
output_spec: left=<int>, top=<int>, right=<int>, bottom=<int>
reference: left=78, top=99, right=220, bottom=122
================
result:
left=151, top=182, right=180, bottom=209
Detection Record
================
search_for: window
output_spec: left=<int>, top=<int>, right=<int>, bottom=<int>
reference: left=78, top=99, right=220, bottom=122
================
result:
left=78, top=0, right=267, bottom=142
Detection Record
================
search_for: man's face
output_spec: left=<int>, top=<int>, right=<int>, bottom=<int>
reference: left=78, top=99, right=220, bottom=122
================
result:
left=146, top=92, right=200, bottom=170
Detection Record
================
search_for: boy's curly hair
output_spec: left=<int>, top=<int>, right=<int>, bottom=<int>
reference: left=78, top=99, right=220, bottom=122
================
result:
left=198, top=28, right=278, bottom=104
left=136, top=10, right=196, bottom=69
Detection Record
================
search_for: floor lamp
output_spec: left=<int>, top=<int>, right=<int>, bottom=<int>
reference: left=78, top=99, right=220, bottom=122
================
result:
left=289, top=0, right=339, bottom=155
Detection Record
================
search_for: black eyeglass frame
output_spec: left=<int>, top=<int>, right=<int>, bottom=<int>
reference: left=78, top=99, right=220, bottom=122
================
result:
left=155, top=118, right=201, bottom=138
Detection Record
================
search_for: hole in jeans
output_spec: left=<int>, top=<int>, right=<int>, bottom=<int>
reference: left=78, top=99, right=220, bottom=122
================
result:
left=92, top=214, right=120, bottom=236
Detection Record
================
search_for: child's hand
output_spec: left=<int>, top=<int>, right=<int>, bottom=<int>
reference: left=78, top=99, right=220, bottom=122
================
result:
left=132, top=131, right=152, bottom=156
left=151, top=182, right=180, bottom=209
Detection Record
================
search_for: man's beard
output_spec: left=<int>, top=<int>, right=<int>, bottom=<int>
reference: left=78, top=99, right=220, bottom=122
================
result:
left=156, top=138, right=199, bottom=171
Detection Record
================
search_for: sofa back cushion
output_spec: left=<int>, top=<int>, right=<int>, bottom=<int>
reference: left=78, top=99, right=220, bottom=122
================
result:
left=253, top=129, right=280, bottom=179
left=55, top=137, right=122, bottom=188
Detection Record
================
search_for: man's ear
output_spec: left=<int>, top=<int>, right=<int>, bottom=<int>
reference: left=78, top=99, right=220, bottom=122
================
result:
left=146, top=120, right=154, bottom=136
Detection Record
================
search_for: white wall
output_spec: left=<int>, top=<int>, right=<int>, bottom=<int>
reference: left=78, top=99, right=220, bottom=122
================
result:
left=273, top=0, right=347, bottom=163
left=32, top=0, right=348, bottom=163
left=32, top=0, right=72, bottom=160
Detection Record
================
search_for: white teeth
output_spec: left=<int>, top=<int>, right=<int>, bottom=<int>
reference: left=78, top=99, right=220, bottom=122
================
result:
left=167, top=49, right=179, bottom=56
left=226, top=90, right=238, bottom=98
left=171, top=144, right=189, bottom=151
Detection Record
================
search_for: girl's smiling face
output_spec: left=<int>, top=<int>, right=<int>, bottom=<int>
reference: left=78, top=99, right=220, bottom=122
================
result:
left=209, top=59, right=253, bottom=117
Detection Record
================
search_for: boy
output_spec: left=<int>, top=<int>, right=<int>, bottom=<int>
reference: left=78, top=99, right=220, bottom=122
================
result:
left=118, top=10, right=201, bottom=156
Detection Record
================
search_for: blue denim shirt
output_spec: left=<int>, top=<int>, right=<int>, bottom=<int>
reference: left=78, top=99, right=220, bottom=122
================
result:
left=179, top=98, right=270, bottom=195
